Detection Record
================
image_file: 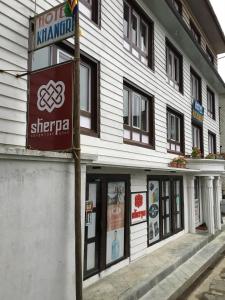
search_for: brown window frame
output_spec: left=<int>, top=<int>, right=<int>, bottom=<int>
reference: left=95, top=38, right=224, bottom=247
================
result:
left=167, top=106, right=184, bottom=155
left=192, top=121, right=204, bottom=157
left=166, top=39, right=183, bottom=93
left=53, top=43, right=100, bottom=137
left=190, top=20, right=201, bottom=45
left=190, top=67, right=202, bottom=103
left=123, top=0, right=154, bottom=69
left=206, top=46, right=214, bottom=65
left=172, top=0, right=182, bottom=15
left=208, top=131, right=216, bottom=154
left=123, top=80, right=154, bottom=149
left=207, top=87, right=215, bottom=120
left=80, top=0, right=100, bottom=25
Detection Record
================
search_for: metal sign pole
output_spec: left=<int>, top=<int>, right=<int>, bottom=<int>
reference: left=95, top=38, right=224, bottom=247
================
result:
left=72, top=3, right=83, bottom=300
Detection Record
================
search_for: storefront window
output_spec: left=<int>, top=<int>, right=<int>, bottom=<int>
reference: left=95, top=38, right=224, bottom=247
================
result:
left=148, top=181, right=160, bottom=245
left=106, top=182, right=125, bottom=265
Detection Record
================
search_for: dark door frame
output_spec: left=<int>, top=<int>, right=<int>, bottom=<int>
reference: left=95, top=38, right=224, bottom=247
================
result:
left=84, top=174, right=131, bottom=279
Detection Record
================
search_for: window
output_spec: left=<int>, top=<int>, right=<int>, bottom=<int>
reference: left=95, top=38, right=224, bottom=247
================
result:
left=123, top=82, right=154, bottom=147
left=166, top=40, right=183, bottom=92
left=190, top=21, right=201, bottom=44
left=148, top=176, right=184, bottom=246
left=80, top=0, right=99, bottom=24
left=192, top=123, right=203, bottom=155
left=56, top=48, right=99, bottom=135
left=123, top=0, right=153, bottom=68
left=167, top=108, right=184, bottom=154
left=207, top=87, right=215, bottom=119
left=206, top=46, right=214, bottom=64
left=208, top=131, right=216, bottom=154
left=172, top=0, right=182, bottom=15
left=191, top=68, right=201, bottom=103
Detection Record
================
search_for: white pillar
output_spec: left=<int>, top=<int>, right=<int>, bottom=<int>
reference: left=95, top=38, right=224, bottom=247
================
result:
left=204, top=176, right=215, bottom=235
left=215, top=177, right=222, bottom=231
left=187, top=176, right=195, bottom=233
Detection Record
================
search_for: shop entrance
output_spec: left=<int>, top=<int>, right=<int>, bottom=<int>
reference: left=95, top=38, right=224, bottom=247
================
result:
left=148, top=176, right=184, bottom=246
left=84, top=174, right=130, bottom=279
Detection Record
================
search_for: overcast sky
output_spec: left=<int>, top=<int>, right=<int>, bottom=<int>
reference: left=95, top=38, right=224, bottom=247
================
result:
left=210, top=0, right=225, bottom=81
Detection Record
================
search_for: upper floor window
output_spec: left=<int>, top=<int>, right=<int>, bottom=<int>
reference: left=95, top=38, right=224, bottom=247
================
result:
left=190, top=21, right=201, bottom=45
left=166, top=40, right=183, bottom=93
left=57, top=48, right=99, bottom=136
left=192, top=123, right=203, bottom=155
left=123, top=0, right=153, bottom=68
left=123, top=82, right=154, bottom=147
left=172, top=0, right=182, bottom=15
left=208, top=131, right=216, bottom=154
left=206, top=46, right=214, bottom=64
left=167, top=107, right=184, bottom=154
left=80, top=0, right=99, bottom=25
left=207, top=87, right=215, bottom=120
left=191, top=68, right=201, bottom=103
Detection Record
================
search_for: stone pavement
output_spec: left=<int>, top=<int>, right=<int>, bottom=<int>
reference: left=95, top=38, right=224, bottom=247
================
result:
left=83, top=230, right=225, bottom=300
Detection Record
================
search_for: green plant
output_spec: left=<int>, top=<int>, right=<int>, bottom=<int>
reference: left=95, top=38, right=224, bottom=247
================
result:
left=191, top=147, right=201, bottom=158
left=205, top=153, right=216, bottom=159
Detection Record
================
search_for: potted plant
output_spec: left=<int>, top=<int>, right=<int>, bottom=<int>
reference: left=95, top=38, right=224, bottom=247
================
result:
left=191, top=147, right=201, bottom=158
left=176, top=156, right=187, bottom=168
left=205, top=153, right=216, bottom=159
left=169, top=156, right=187, bottom=168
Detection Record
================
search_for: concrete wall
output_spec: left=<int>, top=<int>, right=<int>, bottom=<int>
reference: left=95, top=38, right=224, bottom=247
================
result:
left=0, top=151, right=75, bottom=300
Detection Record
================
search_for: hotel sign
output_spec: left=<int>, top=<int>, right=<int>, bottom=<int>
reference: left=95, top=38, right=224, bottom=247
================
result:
left=192, top=100, right=204, bottom=124
left=32, top=3, right=74, bottom=50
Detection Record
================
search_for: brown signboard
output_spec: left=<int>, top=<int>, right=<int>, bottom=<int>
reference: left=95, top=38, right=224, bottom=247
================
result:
left=27, top=62, right=74, bottom=151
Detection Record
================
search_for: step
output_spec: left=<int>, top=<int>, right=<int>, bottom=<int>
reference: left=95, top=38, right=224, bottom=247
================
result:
left=140, top=231, right=225, bottom=300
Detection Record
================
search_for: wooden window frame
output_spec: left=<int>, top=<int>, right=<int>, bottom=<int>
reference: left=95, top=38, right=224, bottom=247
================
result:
left=147, top=176, right=184, bottom=247
left=206, top=46, right=214, bottom=65
left=190, top=20, right=201, bottom=45
left=123, top=80, right=155, bottom=149
left=80, top=0, right=100, bottom=25
left=172, top=0, right=182, bottom=15
left=167, top=106, right=184, bottom=155
left=190, top=67, right=202, bottom=103
left=208, top=131, right=216, bottom=154
left=192, top=121, right=204, bottom=157
left=207, top=87, right=215, bottom=120
left=166, top=39, right=183, bottom=93
left=123, top=0, right=154, bottom=69
left=84, top=174, right=130, bottom=279
left=53, top=43, right=100, bottom=138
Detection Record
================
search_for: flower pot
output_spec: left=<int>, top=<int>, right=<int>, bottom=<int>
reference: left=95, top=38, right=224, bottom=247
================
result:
left=169, top=162, right=177, bottom=168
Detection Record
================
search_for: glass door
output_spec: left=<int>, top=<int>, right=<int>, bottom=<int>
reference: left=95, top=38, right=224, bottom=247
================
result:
left=84, top=181, right=100, bottom=279
left=161, top=180, right=171, bottom=238
left=173, top=179, right=183, bottom=232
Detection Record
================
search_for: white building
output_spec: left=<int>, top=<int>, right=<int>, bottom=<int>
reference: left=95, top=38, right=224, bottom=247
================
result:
left=1, top=0, right=225, bottom=299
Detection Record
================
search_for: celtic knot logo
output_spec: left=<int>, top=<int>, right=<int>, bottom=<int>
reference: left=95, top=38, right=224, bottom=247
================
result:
left=37, top=80, right=65, bottom=113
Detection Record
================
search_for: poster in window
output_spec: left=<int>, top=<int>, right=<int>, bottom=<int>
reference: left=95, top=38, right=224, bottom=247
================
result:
left=131, top=192, right=147, bottom=225
left=106, top=182, right=125, bottom=265
left=148, top=181, right=160, bottom=244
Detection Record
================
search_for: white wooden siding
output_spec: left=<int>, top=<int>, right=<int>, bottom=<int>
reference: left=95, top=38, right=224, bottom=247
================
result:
left=0, top=0, right=221, bottom=163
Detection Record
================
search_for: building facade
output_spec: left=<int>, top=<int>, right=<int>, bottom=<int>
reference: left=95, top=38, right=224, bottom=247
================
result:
left=1, top=0, right=225, bottom=299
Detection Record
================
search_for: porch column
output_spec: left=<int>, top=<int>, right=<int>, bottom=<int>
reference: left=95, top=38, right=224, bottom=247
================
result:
left=215, top=176, right=222, bottom=231
left=204, top=176, right=215, bottom=235
left=187, top=176, right=195, bottom=233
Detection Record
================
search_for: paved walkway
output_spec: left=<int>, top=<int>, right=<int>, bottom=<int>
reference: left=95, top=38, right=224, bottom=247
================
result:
left=83, top=232, right=220, bottom=300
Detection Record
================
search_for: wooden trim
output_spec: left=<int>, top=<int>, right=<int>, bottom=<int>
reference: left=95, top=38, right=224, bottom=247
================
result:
left=190, top=67, right=202, bottom=103
left=165, top=38, right=183, bottom=94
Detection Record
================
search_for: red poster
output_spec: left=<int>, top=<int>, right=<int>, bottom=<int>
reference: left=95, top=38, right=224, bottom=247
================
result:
left=27, top=62, right=73, bottom=151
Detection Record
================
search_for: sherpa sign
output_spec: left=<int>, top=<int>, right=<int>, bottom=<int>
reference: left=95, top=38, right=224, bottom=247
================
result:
left=27, top=62, right=74, bottom=151
left=32, top=3, right=74, bottom=50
